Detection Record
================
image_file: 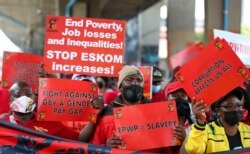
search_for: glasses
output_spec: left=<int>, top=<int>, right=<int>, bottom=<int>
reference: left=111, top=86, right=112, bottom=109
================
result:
left=218, top=104, right=243, bottom=110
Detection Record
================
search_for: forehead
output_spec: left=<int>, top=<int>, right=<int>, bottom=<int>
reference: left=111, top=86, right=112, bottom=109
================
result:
left=124, top=74, right=143, bottom=79
left=220, top=95, right=242, bottom=105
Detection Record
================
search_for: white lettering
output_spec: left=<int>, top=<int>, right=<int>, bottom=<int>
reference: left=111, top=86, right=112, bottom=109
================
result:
left=65, top=18, right=84, bottom=27
left=46, top=50, right=77, bottom=60
left=81, top=53, right=123, bottom=63
left=62, top=28, right=81, bottom=36
left=85, top=20, right=123, bottom=32
left=47, top=38, right=65, bottom=45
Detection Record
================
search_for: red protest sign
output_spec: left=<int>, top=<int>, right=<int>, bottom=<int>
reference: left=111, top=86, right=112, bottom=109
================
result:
left=175, top=38, right=249, bottom=105
left=170, top=42, right=204, bottom=70
left=44, top=16, right=126, bottom=77
left=114, top=101, right=179, bottom=151
left=1, top=51, right=43, bottom=90
left=0, top=88, right=10, bottom=120
left=138, top=66, right=152, bottom=100
left=37, top=78, right=98, bottom=122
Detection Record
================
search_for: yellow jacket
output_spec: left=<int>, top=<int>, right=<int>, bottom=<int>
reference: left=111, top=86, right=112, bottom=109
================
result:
left=184, top=121, right=250, bottom=153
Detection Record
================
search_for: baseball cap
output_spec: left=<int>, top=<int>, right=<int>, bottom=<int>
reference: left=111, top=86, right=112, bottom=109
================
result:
left=212, top=87, right=244, bottom=110
left=165, top=81, right=184, bottom=96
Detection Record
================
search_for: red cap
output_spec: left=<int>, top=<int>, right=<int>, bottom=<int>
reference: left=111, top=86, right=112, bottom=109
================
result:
left=165, top=81, right=184, bottom=96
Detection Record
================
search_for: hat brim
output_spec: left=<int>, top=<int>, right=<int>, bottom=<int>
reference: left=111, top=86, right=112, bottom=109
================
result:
left=213, top=87, right=243, bottom=108
left=165, top=81, right=184, bottom=96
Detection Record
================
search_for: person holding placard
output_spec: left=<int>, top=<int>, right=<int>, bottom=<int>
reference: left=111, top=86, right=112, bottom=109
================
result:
left=38, top=64, right=104, bottom=142
left=164, top=81, right=193, bottom=153
left=67, top=74, right=104, bottom=142
left=5, top=81, right=103, bottom=142
left=91, top=65, right=186, bottom=153
left=8, top=81, right=79, bottom=140
left=91, top=65, right=148, bottom=147
left=184, top=87, right=250, bottom=153
left=165, top=81, right=194, bottom=127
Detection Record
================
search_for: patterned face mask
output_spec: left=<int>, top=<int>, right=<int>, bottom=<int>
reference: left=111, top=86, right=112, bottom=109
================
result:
left=122, top=85, right=143, bottom=104
left=11, top=96, right=36, bottom=113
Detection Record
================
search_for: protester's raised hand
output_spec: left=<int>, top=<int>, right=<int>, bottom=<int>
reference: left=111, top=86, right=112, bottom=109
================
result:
left=191, top=97, right=207, bottom=123
left=173, top=124, right=186, bottom=142
left=90, top=97, right=104, bottom=113
left=106, top=135, right=123, bottom=148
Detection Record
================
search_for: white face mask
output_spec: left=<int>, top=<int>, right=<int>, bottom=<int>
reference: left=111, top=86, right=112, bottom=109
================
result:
left=152, top=85, right=161, bottom=93
left=11, top=96, right=36, bottom=113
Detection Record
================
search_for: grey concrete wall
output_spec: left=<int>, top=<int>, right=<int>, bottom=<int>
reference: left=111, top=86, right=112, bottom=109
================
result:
left=167, top=0, right=196, bottom=56
left=140, top=1, right=162, bottom=45
left=0, top=0, right=59, bottom=54
left=205, top=0, right=241, bottom=42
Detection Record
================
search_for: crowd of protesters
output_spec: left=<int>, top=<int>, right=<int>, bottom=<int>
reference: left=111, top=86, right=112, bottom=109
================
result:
left=0, top=63, right=250, bottom=154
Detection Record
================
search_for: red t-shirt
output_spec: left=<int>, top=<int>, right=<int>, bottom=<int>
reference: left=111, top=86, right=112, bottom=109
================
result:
left=10, top=113, right=79, bottom=140
left=151, top=89, right=167, bottom=103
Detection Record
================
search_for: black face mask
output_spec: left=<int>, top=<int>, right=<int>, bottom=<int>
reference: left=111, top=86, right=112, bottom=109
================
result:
left=175, top=98, right=191, bottom=117
left=122, top=85, right=143, bottom=104
left=224, top=111, right=242, bottom=126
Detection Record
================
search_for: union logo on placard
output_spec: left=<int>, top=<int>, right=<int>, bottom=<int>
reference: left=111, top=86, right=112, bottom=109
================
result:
left=168, top=103, right=175, bottom=112
left=90, top=85, right=97, bottom=92
left=40, top=81, right=46, bottom=88
left=48, top=18, right=58, bottom=32
left=38, top=112, right=46, bottom=120
left=3, top=53, right=9, bottom=60
left=215, top=42, right=223, bottom=50
left=238, top=67, right=249, bottom=79
left=176, top=74, right=184, bottom=83
left=0, top=81, right=8, bottom=88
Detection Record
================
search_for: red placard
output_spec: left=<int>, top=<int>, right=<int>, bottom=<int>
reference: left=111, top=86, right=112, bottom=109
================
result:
left=1, top=51, right=43, bottom=90
left=44, top=16, right=126, bottom=77
left=0, top=88, right=10, bottom=118
left=114, top=101, right=179, bottom=151
left=170, top=42, right=205, bottom=69
left=175, top=38, right=249, bottom=105
left=138, top=66, right=152, bottom=99
left=37, top=78, right=98, bottom=122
